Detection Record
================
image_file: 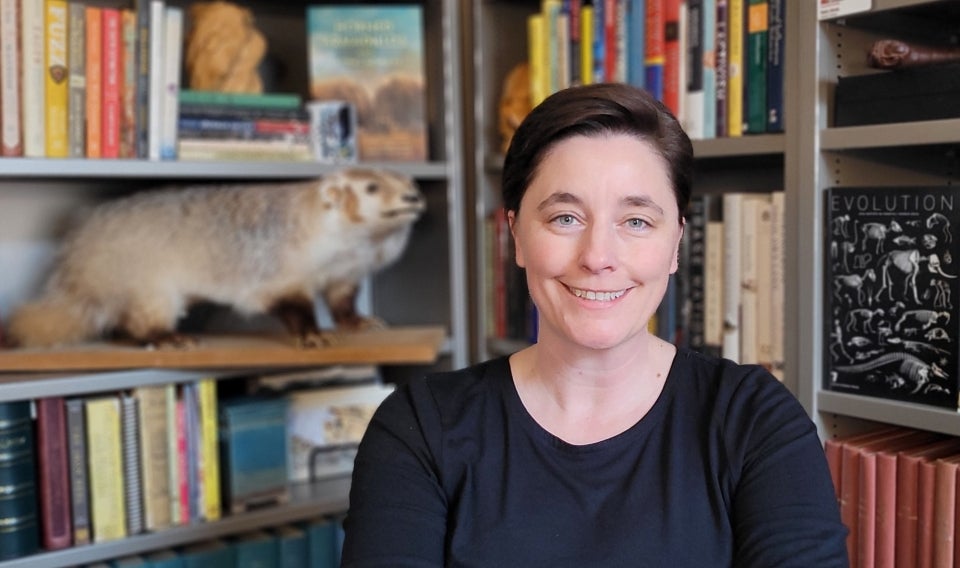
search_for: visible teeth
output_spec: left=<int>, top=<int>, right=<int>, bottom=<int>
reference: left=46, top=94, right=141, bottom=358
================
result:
left=570, top=287, right=625, bottom=301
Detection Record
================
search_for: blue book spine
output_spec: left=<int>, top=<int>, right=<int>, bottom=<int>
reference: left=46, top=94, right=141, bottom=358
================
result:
left=592, top=0, right=605, bottom=83
left=275, top=526, right=307, bottom=568
left=233, top=532, right=278, bottom=568
left=702, top=0, right=717, bottom=138
left=766, top=0, right=785, bottom=132
left=305, top=518, right=338, bottom=568
left=0, top=400, right=39, bottom=561
left=626, top=0, right=646, bottom=88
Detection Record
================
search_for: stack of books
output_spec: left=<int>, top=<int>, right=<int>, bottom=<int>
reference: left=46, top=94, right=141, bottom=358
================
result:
left=176, top=90, right=313, bottom=162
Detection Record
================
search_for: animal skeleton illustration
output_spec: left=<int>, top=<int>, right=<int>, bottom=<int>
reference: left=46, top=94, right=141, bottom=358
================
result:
left=834, top=269, right=876, bottom=305
left=875, top=249, right=924, bottom=304
left=834, top=352, right=948, bottom=395
left=860, top=220, right=902, bottom=254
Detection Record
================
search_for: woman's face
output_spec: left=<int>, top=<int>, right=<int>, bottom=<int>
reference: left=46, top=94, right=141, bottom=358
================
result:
left=509, top=134, right=683, bottom=351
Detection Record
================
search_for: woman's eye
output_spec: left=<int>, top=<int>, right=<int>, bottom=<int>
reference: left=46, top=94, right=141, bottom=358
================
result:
left=553, top=214, right=576, bottom=226
left=627, top=218, right=648, bottom=230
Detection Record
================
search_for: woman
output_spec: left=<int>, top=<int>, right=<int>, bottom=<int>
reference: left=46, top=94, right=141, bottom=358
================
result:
left=341, top=83, right=847, bottom=567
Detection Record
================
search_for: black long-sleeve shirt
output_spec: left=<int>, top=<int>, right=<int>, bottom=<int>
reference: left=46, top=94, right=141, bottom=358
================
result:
left=342, top=349, right=848, bottom=567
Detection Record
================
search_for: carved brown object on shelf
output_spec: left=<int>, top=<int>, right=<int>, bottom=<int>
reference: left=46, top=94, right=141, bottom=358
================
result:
left=867, top=39, right=960, bottom=69
left=498, top=62, right=532, bottom=154
left=184, top=0, right=267, bottom=93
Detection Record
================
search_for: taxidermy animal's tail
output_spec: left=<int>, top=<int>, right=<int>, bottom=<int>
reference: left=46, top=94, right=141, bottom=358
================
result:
left=7, top=293, right=104, bottom=348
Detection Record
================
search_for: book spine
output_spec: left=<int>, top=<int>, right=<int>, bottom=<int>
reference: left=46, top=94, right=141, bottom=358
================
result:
left=686, top=195, right=708, bottom=353
left=685, top=0, right=705, bottom=139
left=579, top=3, right=594, bottom=86
left=765, top=0, right=784, bottom=132
left=744, top=0, right=768, bottom=134
left=84, top=5, right=102, bottom=158
left=66, top=1, right=86, bottom=158
left=183, top=383, right=200, bottom=522
left=857, top=451, right=880, bottom=568
left=147, top=0, right=166, bottom=161
left=64, top=398, right=90, bottom=545
left=159, top=6, right=182, bottom=160
left=721, top=192, right=742, bottom=362
left=714, top=0, right=728, bottom=137
left=644, top=0, right=665, bottom=102
left=875, top=452, right=898, bottom=568
left=662, top=0, right=681, bottom=115
left=134, top=385, right=171, bottom=532
left=603, top=0, right=617, bottom=82
left=198, top=379, right=221, bottom=522
left=567, top=0, right=581, bottom=86
left=134, top=0, right=150, bottom=158
left=121, top=394, right=143, bottom=536
left=119, top=9, right=137, bottom=158
left=918, top=460, right=938, bottom=567
left=44, top=0, right=68, bottom=158
left=0, top=401, right=40, bottom=561
left=701, top=0, right=717, bottom=139
left=625, top=0, right=645, bottom=89
left=0, top=0, right=23, bottom=156
left=726, top=0, right=744, bottom=137
left=100, top=7, right=122, bottom=159
left=592, top=0, right=604, bottom=83
left=932, top=459, right=958, bottom=567
left=178, top=89, right=302, bottom=109
left=176, top=103, right=309, bottom=121
left=21, top=0, right=45, bottom=157
left=35, top=397, right=72, bottom=550
left=527, top=14, right=546, bottom=107
left=176, top=395, right=189, bottom=524
left=85, top=396, right=126, bottom=543
left=166, top=384, right=181, bottom=526
left=703, top=218, right=725, bottom=355
left=769, top=191, right=785, bottom=379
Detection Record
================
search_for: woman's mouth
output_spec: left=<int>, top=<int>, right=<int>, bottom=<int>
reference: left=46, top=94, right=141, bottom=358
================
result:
left=567, top=286, right=626, bottom=302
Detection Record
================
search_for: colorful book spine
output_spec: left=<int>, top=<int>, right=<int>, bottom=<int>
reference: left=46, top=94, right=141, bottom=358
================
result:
left=567, top=0, right=581, bottom=86
left=527, top=13, right=546, bottom=107
left=662, top=0, right=681, bottom=115
left=64, top=398, right=91, bottom=545
left=44, top=0, right=69, bottom=158
left=160, top=6, right=183, bottom=160
left=85, top=5, right=103, bottom=158
left=167, top=384, right=182, bottom=526
left=134, top=0, right=151, bottom=158
left=541, top=0, right=561, bottom=94
left=644, top=0, right=665, bottom=102
left=685, top=0, right=705, bottom=138
left=198, top=378, right=221, bottom=522
left=21, top=0, right=45, bottom=157
left=714, top=0, right=728, bottom=137
left=67, top=1, right=86, bottom=158
left=121, top=393, right=144, bottom=536
left=745, top=0, right=768, bottom=133
left=625, top=0, right=645, bottom=89
left=591, top=0, right=604, bottom=83
left=85, top=396, right=126, bottom=543
left=579, top=2, right=594, bottom=85
left=35, top=397, right=72, bottom=550
left=0, top=401, right=39, bottom=561
left=119, top=9, right=138, bottom=158
left=101, top=7, right=122, bottom=159
left=133, top=385, right=171, bottom=532
left=0, top=0, right=23, bottom=156
left=701, top=0, right=717, bottom=138
left=602, top=0, right=617, bottom=82
left=178, top=89, right=302, bottom=109
left=726, top=0, right=744, bottom=137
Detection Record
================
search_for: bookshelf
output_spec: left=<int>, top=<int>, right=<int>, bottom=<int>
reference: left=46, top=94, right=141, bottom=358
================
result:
left=794, top=0, right=960, bottom=440
left=0, top=0, right=465, bottom=564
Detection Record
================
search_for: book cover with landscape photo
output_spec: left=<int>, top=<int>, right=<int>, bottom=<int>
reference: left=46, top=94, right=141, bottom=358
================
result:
left=824, top=186, right=960, bottom=408
left=307, top=4, right=427, bottom=161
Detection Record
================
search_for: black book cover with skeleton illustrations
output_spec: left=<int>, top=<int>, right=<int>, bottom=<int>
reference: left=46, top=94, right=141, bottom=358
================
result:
left=825, top=186, right=960, bottom=408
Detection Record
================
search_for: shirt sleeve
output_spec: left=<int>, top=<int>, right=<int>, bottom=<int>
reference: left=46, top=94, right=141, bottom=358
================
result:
left=340, top=380, right=447, bottom=567
left=722, top=367, right=849, bottom=567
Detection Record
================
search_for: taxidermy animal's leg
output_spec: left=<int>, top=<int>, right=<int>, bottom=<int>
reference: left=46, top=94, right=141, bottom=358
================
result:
left=323, top=281, right=385, bottom=331
left=118, top=293, right=195, bottom=348
left=269, top=294, right=333, bottom=347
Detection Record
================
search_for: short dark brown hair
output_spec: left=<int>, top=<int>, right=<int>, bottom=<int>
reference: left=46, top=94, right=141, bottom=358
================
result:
left=501, top=83, right=693, bottom=222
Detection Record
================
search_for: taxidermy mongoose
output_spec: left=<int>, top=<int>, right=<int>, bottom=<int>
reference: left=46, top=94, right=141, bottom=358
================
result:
left=6, top=168, right=425, bottom=348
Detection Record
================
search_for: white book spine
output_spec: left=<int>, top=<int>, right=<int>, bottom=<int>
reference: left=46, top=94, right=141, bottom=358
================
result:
left=147, top=0, right=165, bottom=161
left=721, top=193, right=742, bottom=362
left=159, top=6, right=181, bottom=160
left=21, top=0, right=45, bottom=157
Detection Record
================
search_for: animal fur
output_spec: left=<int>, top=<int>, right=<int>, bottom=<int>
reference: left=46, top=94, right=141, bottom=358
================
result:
left=7, top=168, right=425, bottom=348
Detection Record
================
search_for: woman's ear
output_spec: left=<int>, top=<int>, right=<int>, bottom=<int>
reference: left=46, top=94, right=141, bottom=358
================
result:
left=507, top=209, right=526, bottom=268
left=670, top=219, right=685, bottom=274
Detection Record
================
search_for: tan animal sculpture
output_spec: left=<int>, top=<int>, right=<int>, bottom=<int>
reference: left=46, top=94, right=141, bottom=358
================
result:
left=7, top=168, right=425, bottom=348
left=184, top=0, right=267, bottom=93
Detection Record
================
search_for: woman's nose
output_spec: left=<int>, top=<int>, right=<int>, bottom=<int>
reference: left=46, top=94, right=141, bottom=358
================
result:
left=578, top=224, right=617, bottom=273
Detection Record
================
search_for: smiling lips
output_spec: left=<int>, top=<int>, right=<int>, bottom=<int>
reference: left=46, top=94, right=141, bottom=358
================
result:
left=567, top=286, right=626, bottom=302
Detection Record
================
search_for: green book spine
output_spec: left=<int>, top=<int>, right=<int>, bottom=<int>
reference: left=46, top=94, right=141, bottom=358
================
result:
left=0, top=401, right=40, bottom=560
left=178, top=89, right=302, bottom=109
left=745, top=0, right=768, bottom=133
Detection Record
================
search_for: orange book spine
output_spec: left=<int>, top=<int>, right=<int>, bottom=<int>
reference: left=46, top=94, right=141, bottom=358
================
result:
left=85, top=5, right=102, bottom=158
left=933, top=458, right=960, bottom=568
left=919, top=460, right=939, bottom=568
left=875, top=451, right=899, bottom=568
left=662, top=0, right=681, bottom=115
left=100, top=7, right=121, bottom=159
left=44, top=0, right=69, bottom=158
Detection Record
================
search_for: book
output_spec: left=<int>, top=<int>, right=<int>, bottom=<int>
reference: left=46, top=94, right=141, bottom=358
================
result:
left=159, top=5, right=183, bottom=160
left=119, top=9, right=138, bottom=159
left=765, top=0, right=784, bottom=132
left=175, top=138, right=314, bottom=162
left=275, top=525, right=307, bottom=568
left=700, top=0, right=717, bottom=139
left=197, top=378, right=221, bottom=522
left=307, top=4, right=427, bottom=161
left=932, top=453, right=960, bottom=567
left=120, top=393, right=144, bottom=535
left=769, top=191, right=786, bottom=379
left=134, top=0, right=151, bottom=158
left=177, top=116, right=311, bottom=142
left=726, top=0, right=744, bottom=136
left=684, top=0, right=705, bottom=139
left=286, top=383, right=395, bottom=481
left=21, top=0, right=45, bottom=157
left=133, top=385, right=171, bottom=532
left=662, top=0, right=682, bottom=115
left=144, top=549, right=183, bottom=568
left=0, top=0, right=22, bottom=156
left=0, top=401, right=39, bottom=560
left=67, top=1, right=86, bottom=158
left=602, top=0, right=617, bottom=83
left=35, top=396, right=72, bottom=550
left=147, top=0, right=165, bottom=161
left=625, top=0, right=645, bottom=89
left=703, top=217, right=725, bottom=355
left=744, top=0, right=767, bottom=133
left=44, top=0, right=69, bottom=158
left=178, top=89, right=302, bottom=109
left=895, top=438, right=960, bottom=568
left=179, top=540, right=234, bottom=568
left=219, top=396, right=290, bottom=513
left=579, top=3, right=594, bottom=85
left=65, top=398, right=91, bottom=545
left=304, top=517, right=339, bottom=568
left=101, top=7, right=122, bottom=159
left=85, top=4, right=103, bottom=158
left=714, top=0, right=728, bottom=137
left=591, top=0, right=604, bottom=83
left=85, top=396, right=127, bottom=543
left=232, top=531, right=277, bottom=568
left=644, top=0, right=665, bottom=102
left=527, top=12, right=546, bottom=107
left=721, top=192, right=744, bottom=361
left=824, top=186, right=960, bottom=409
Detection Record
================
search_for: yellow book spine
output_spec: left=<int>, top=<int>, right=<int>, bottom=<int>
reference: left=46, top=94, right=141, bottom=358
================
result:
left=44, top=0, right=69, bottom=157
left=85, top=396, right=126, bottom=543
left=166, top=384, right=181, bottom=525
left=134, top=385, right=171, bottom=531
left=198, top=378, right=221, bottom=522
left=580, top=5, right=593, bottom=86
left=528, top=14, right=546, bottom=107
left=726, top=0, right=744, bottom=137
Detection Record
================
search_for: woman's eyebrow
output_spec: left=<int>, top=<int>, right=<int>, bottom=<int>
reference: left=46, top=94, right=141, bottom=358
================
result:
left=536, top=192, right=582, bottom=211
left=622, top=195, right=665, bottom=215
